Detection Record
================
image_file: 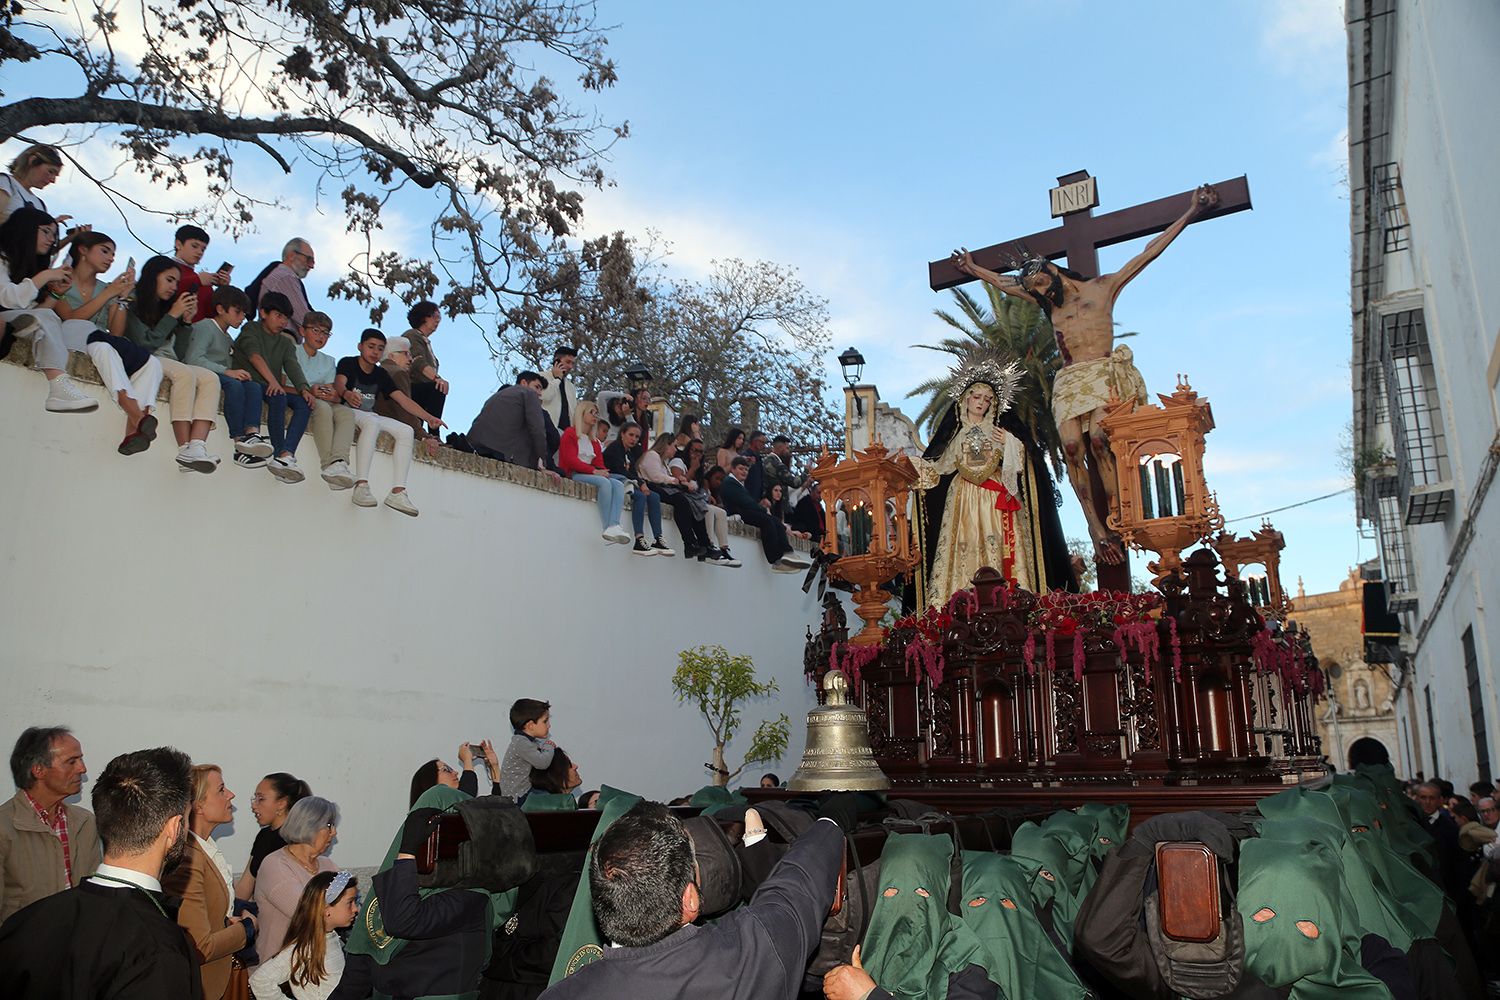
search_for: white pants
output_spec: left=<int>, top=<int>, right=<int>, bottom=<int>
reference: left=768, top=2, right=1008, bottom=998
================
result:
left=704, top=503, right=730, bottom=548
left=351, top=408, right=414, bottom=489
left=85, top=342, right=163, bottom=409
left=1, top=309, right=95, bottom=372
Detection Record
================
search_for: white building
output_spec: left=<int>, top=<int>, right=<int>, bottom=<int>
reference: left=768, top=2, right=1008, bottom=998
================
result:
left=1348, top=0, right=1500, bottom=785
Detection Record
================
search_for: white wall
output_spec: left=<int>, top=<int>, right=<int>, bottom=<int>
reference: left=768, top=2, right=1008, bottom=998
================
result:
left=1379, top=0, right=1500, bottom=784
left=0, top=360, right=818, bottom=867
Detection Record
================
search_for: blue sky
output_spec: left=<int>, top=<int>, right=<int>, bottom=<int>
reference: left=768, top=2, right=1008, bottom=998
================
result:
left=12, top=0, right=1365, bottom=593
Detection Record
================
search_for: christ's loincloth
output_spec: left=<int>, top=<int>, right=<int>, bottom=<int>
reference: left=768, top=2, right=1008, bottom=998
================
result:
left=1050, top=345, right=1148, bottom=430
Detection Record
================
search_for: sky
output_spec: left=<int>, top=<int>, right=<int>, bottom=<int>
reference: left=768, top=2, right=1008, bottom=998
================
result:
left=9, top=0, right=1366, bottom=594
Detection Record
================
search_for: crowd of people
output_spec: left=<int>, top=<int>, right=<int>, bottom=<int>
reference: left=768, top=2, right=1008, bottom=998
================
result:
left=4, top=722, right=1500, bottom=999
left=0, top=143, right=824, bottom=563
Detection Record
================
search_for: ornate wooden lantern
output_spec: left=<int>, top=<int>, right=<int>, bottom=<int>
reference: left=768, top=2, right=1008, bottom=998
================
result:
left=812, top=439, right=918, bottom=646
left=1212, top=520, right=1294, bottom=621
left=1098, top=377, right=1223, bottom=586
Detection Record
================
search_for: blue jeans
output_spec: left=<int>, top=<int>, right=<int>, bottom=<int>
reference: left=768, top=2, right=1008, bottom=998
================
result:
left=218, top=375, right=265, bottom=438
left=631, top=487, right=663, bottom=539
left=266, top=393, right=311, bottom=456
left=573, top=473, right=625, bottom=529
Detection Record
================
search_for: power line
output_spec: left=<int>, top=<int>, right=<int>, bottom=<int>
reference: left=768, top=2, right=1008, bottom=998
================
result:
left=1223, top=487, right=1354, bottom=525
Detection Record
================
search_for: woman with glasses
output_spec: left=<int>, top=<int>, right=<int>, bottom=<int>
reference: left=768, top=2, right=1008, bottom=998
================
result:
left=408, top=743, right=498, bottom=807
left=253, top=796, right=341, bottom=962
left=234, top=772, right=311, bottom=900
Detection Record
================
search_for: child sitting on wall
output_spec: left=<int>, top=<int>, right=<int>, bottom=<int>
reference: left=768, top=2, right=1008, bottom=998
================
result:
left=182, top=286, right=272, bottom=467
left=233, top=291, right=312, bottom=484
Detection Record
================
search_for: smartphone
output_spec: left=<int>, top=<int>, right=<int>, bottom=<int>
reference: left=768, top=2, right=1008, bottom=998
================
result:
left=468, top=743, right=487, bottom=760
left=217, top=261, right=233, bottom=275
left=125, top=256, right=135, bottom=271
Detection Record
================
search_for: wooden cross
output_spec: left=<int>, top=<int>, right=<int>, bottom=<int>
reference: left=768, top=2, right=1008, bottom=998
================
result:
left=927, top=170, right=1253, bottom=592
left=928, top=170, right=1252, bottom=286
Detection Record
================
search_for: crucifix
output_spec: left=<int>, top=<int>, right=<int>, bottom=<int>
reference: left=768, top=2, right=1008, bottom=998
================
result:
left=929, top=170, right=1252, bottom=592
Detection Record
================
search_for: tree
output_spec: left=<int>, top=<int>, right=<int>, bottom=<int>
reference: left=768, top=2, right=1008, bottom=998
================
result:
left=514, top=254, right=840, bottom=447
left=906, top=285, right=1064, bottom=474
left=671, top=644, right=790, bottom=787
left=1, top=0, right=632, bottom=330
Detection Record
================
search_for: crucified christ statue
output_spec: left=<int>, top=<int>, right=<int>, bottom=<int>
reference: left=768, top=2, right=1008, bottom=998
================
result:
left=950, top=183, right=1219, bottom=565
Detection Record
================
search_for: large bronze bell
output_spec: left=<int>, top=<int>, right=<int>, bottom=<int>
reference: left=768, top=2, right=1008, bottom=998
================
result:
left=787, top=669, right=891, bottom=792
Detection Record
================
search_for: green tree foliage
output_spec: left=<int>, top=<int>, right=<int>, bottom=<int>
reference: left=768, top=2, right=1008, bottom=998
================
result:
left=1, top=0, right=634, bottom=333
left=671, top=644, right=790, bottom=787
left=906, top=285, right=1064, bottom=474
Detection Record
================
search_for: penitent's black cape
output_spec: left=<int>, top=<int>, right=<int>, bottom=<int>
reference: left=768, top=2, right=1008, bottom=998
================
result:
left=914, top=401, right=1078, bottom=605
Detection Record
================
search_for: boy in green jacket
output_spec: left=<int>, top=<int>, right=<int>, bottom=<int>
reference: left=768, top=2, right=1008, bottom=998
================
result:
left=232, top=291, right=313, bottom=483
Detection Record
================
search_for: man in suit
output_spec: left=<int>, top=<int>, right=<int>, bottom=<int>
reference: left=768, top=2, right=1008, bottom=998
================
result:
left=468, top=371, right=553, bottom=473
left=1, top=726, right=102, bottom=923
left=722, top=457, right=807, bottom=573
left=0, top=746, right=203, bottom=999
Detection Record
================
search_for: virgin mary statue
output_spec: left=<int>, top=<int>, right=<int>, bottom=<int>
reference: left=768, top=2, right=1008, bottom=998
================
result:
left=912, top=358, right=1076, bottom=607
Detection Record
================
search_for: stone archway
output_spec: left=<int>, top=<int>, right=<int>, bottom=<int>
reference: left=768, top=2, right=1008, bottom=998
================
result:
left=1347, top=735, right=1390, bottom=769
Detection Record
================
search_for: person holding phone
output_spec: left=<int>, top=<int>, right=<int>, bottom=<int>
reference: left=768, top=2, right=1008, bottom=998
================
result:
left=172, top=224, right=232, bottom=323
left=123, top=255, right=224, bottom=472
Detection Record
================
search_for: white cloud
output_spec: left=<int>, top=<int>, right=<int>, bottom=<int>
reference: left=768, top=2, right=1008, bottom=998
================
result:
left=1260, top=0, right=1347, bottom=81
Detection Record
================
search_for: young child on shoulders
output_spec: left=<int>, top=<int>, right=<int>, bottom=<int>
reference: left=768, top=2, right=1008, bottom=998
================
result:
left=233, top=291, right=312, bottom=483
left=182, top=286, right=272, bottom=466
left=248, top=870, right=359, bottom=1000
left=500, top=699, right=556, bottom=801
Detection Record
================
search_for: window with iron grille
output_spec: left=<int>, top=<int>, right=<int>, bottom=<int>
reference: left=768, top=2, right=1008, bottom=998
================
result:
left=1373, top=162, right=1410, bottom=254
left=1380, top=309, right=1453, bottom=523
left=1373, top=491, right=1416, bottom=612
left=1464, top=627, right=1491, bottom=784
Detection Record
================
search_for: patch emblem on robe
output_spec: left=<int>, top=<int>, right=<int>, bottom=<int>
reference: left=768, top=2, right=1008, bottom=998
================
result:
left=364, top=898, right=393, bottom=948
left=566, top=943, right=605, bottom=975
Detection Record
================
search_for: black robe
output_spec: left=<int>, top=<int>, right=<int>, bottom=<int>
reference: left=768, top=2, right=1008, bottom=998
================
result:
left=538, top=820, right=843, bottom=1000
left=0, top=880, right=204, bottom=1000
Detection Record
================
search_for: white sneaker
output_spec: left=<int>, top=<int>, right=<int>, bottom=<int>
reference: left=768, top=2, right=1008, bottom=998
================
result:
left=772, top=557, right=804, bottom=574
left=602, top=524, right=632, bottom=544
left=321, top=460, right=355, bottom=490
left=352, top=482, right=378, bottom=508
left=268, top=454, right=305, bottom=484
left=44, top=375, right=98, bottom=413
left=236, top=434, right=274, bottom=458
left=175, top=441, right=218, bottom=474
left=383, top=490, right=419, bottom=517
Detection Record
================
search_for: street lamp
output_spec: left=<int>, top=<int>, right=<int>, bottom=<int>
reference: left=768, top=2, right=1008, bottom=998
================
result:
left=624, top=363, right=652, bottom=390
left=838, top=347, right=866, bottom=387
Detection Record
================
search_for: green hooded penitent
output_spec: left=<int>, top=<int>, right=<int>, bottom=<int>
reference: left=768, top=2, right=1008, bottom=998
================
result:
left=1237, top=837, right=1394, bottom=999
left=1010, top=821, right=1080, bottom=948
left=1257, top=787, right=1432, bottom=950
left=960, top=850, right=1093, bottom=1000
left=521, top=791, right=579, bottom=812
left=546, top=785, right=643, bottom=986
left=1325, top=782, right=1443, bottom=937
left=1041, top=809, right=1100, bottom=897
left=860, top=833, right=994, bottom=1000
left=344, top=783, right=514, bottom=1000
left=688, top=783, right=748, bottom=817
left=1075, top=802, right=1129, bottom=860
left=1334, top=767, right=1434, bottom=866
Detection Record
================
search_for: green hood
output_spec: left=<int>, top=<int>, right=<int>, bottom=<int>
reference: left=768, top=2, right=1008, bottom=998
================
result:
left=860, top=834, right=992, bottom=1000
left=1237, top=837, right=1393, bottom=999
left=1075, top=802, right=1129, bottom=860
left=1324, top=782, right=1443, bottom=937
left=688, top=784, right=748, bottom=817
left=1009, top=821, right=1079, bottom=948
left=345, top=783, right=514, bottom=997
left=1041, top=809, right=1100, bottom=897
left=960, top=851, right=1092, bottom=1000
left=546, top=785, right=644, bottom=985
left=1335, top=768, right=1434, bottom=864
left=1258, top=787, right=1434, bottom=950
left=521, top=791, right=578, bottom=812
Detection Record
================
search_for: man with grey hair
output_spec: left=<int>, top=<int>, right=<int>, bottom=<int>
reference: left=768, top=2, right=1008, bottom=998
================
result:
left=247, top=236, right=317, bottom=340
left=1, top=726, right=102, bottom=922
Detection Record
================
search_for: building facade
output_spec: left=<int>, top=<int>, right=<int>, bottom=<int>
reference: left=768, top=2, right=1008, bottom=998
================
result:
left=1301, top=572, right=1401, bottom=773
left=1348, top=0, right=1500, bottom=785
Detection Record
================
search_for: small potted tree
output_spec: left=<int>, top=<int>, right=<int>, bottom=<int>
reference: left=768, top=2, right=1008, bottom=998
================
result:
left=672, top=644, right=790, bottom=787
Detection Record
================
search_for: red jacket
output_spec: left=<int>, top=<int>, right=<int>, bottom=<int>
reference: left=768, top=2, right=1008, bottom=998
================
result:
left=558, top=426, right=605, bottom=478
left=175, top=263, right=214, bottom=324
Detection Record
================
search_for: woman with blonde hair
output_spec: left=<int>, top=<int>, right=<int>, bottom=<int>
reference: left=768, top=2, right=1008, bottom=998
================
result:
left=558, top=397, right=631, bottom=544
left=249, top=869, right=359, bottom=999
left=640, top=431, right=714, bottom=560
left=162, top=764, right=258, bottom=1000
left=0, top=144, right=63, bottom=222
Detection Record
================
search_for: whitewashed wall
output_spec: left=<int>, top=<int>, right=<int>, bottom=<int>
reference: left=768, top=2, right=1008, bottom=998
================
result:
left=1375, top=0, right=1500, bottom=783
left=0, top=359, right=819, bottom=867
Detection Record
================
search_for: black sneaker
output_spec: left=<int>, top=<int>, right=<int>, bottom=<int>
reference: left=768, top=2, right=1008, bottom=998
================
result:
left=708, top=548, right=742, bottom=568
left=233, top=452, right=269, bottom=470
left=632, top=538, right=655, bottom=556
left=651, top=539, right=676, bottom=558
